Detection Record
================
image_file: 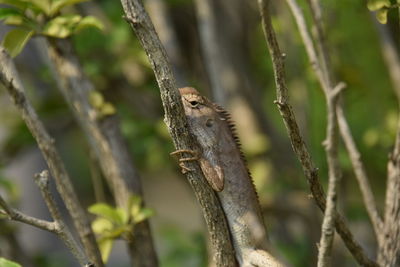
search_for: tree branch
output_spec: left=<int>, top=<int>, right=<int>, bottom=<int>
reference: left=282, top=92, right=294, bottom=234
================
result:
left=45, top=37, right=158, bottom=267
left=119, top=0, right=237, bottom=266
left=257, top=1, right=378, bottom=266
left=373, top=15, right=400, bottom=266
left=287, top=0, right=382, bottom=250
left=0, top=171, right=91, bottom=267
left=0, top=46, right=103, bottom=267
left=33, top=170, right=90, bottom=266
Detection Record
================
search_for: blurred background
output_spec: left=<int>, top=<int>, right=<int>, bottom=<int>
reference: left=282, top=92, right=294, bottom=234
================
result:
left=0, top=0, right=398, bottom=266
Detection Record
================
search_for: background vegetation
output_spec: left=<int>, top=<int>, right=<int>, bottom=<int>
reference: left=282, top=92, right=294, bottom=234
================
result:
left=0, top=0, right=398, bottom=266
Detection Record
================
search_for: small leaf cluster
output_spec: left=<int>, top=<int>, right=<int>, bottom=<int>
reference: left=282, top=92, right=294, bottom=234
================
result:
left=367, top=0, right=399, bottom=24
left=0, top=0, right=104, bottom=57
left=89, top=90, right=116, bottom=119
left=88, top=195, right=153, bottom=263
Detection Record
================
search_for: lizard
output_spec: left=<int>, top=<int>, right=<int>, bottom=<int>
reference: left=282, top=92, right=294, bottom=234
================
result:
left=171, top=87, right=284, bottom=267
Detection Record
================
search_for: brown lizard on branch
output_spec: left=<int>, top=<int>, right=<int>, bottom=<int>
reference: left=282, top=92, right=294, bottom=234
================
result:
left=171, top=87, right=283, bottom=267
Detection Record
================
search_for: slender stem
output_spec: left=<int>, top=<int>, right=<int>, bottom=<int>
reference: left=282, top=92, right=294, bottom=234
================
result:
left=287, top=0, right=382, bottom=245
left=34, top=170, right=89, bottom=266
left=257, top=1, right=378, bottom=266
left=0, top=46, right=103, bottom=267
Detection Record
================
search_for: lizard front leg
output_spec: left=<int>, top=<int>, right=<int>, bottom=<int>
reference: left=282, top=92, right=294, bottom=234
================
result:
left=170, top=149, right=199, bottom=174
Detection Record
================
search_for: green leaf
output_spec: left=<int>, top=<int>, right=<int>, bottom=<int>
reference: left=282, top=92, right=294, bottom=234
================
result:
left=88, top=203, right=124, bottom=225
left=98, top=238, right=113, bottom=263
left=89, top=91, right=104, bottom=108
left=2, top=28, right=34, bottom=57
left=0, top=8, right=22, bottom=20
left=75, top=16, right=104, bottom=32
left=91, top=218, right=113, bottom=234
left=133, top=208, right=154, bottom=223
left=3, top=15, right=25, bottom=26
left=129, top=195, right=142, bottom=218
left=100, top=103, right=116, bottom=116
left=49, top=0, right=90, bottom=16
left=42, top=14, right=81, bottom=38
left=376, top=8, right=389, bottom=23
left=0, top=257, right=22, bottom=267
left=367, top=0, right=391, bottom=11
left=0, top=0, right=27, bottom=10
left=23, top=0, right=51, bottom=15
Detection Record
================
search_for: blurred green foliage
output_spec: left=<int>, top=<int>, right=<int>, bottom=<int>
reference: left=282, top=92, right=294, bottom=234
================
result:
left=1, top=0, right=399, bottom=265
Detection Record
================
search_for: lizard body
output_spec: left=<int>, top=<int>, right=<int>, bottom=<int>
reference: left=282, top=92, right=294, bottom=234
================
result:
left=175, top=87, right=283, bottom=266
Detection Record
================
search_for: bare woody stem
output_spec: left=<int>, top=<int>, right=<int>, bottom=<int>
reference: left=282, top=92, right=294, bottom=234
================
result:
left=33, top=170, right=89, bottom=266
left=119, top=0, right=237, bottom=266
left=287, top=0, right=382, bottom=247
left=373, top=15, right=400, bottom=266
left=0, top=47, right=103, bottom=267
left=46, top=37, right=157, bottom=267
left=0, top=171, right=90, bottom=267
left=257, top=1, right=378, bottom=266
left=296, top=0, right=383, bottom=242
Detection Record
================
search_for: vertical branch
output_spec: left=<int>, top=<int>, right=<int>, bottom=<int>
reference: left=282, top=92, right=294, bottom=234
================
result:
left=373, top=14, right=400, bottom=266
left=287, top=0, right=382, bottom=246
left=33, top=170, right=89, bottom=267
left=119, top=0, right=237, bottom=266
left=257, top=1, right=378, bottom=266
left=0, top=47, right=103, bottom=267
left=46, top=38, right=158, bottom=267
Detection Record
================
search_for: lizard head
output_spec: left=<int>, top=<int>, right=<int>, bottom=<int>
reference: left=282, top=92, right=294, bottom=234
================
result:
left=179, top=87, right=225, bottom=191
left=179, top=87, right=220, bottom=147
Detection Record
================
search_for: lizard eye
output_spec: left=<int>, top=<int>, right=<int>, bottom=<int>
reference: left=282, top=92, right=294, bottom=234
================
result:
left=206, top=119, right=213, bottom=127
left=189, top=100, right=199, bottom=107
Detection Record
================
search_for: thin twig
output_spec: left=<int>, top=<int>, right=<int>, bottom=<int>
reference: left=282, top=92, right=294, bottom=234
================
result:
left=0, top=172, right=90, bottom=267
left=306, top=0, right=383, bottom=240
left=0, top=46, right=103, bottom=267
left=45, top=37, right=157, bottom=267
left=33, top=170, right=89, bottom=266
left=287, top=0, right=382, bottom=245
left=373, top=13, right=400, bottom=266
left=119, top=0, right=237, bottom=266
left=0, top=194, right=55, bottom=232
left=257, top=1, right=378, bottom=266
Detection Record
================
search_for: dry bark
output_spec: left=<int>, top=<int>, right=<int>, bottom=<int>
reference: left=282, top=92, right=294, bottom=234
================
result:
left=119, top=0, right=237, bottom=266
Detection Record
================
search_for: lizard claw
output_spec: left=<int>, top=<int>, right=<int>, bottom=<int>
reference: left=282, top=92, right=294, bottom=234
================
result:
left=170, top=149, right=199, bottom=174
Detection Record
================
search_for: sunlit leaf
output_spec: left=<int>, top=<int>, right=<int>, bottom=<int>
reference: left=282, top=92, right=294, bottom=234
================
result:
left=91, top=218, right=113, bottom=234
left=41, top=14, right=81, bottom=38
left=129, top=195, right=142, bottom=218
left=3, top=15, right=25, bottom=26
left=2, top=28, right=34, bottom=57
left=0, top=257, right=22, bottom=267
left=75, top=16, right=104, bottom=32
left=21, top=0, right=51, bottom=15
left=89, top=91, right=104, bottom=108
left=50, top=0, right=90, bottom=16
left=88, top=203, right=124, bottom=225
left=100, top=103, right=116, bottom=116
left=376, top=8, right=389, bottom=24
left=133, top=208, right=154, bottom=223
left=367, top=0, right=391, bottom=11
left=116, top=208, right=129, bottom=224
left=98, top=238, right=113, bottom=263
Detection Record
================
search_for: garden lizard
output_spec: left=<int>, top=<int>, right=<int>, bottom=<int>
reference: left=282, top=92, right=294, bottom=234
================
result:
left=171, top=87, right=283, bottom=266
